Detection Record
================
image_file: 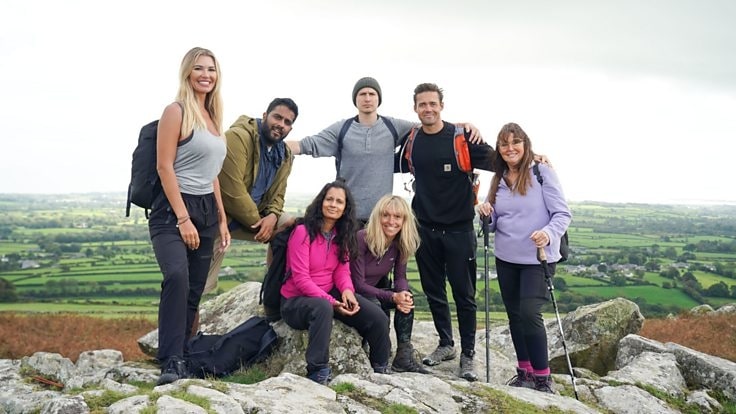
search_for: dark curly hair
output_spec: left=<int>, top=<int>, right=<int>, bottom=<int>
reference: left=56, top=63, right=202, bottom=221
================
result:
left=300, top=180, right=358, bottom=263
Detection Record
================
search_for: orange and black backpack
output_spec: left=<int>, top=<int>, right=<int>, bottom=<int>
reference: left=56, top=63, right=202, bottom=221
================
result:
left=402, top=125, right=480, bottom=204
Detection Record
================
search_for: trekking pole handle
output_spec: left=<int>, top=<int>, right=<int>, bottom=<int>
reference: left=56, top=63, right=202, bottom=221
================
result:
left=536, top=247, right=547, bottom=263
left=481, top=215, right=490, bottom=246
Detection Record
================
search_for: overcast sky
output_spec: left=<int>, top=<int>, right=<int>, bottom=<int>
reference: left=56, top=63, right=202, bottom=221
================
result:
left=2, top=0, right=735, bottom=205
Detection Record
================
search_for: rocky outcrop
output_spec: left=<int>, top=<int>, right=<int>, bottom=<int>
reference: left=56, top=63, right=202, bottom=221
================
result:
left=0, top=282, right=733, bottom=414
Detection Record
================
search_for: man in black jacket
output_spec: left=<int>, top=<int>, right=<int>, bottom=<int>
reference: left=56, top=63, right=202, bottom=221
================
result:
left=398, top=83, right=494, bottom=381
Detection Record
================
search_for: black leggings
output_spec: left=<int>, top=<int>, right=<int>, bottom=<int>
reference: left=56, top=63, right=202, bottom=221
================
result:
left=370, top=297, right=415, bottom=345
left=149, top=192, right=219, bottom=362
left=496, top=258, right=554, bottom=371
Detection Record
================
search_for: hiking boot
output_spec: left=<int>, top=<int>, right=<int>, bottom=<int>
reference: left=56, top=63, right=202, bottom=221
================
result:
left=459, top=352, right=478, bottom=382
left=532, top=373, right=555, bottom=394
left=372, top=363, right=391, bottom=374
left=506, top=367, right=534, bottom=388
left=422, top=345, right=457, bottom=366
left=392, top=343, right=430, bottom=374
left=307, top=367, right=332, bottom=385
left=157, top=356, right=188, bottom=385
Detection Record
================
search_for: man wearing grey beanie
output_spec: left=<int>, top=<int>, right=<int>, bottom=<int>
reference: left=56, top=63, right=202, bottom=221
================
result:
left=287, top=77, right=482, bottom=223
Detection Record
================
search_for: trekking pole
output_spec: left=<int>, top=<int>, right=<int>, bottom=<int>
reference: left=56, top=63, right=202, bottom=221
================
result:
left=481, top=215, right=491, bottom=383
left=537, top=247, right=579, bottom=400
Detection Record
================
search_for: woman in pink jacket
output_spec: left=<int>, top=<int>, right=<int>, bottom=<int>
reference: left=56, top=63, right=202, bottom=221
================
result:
left=280, top=180, right=390, bottom=385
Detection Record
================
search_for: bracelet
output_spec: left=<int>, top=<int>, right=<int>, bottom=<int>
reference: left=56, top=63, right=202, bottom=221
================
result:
left=176, top=216, right=190, bottom=227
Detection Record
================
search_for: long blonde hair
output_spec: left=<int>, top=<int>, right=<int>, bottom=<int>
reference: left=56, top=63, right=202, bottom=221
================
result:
left=364, top=195, right=420, bottom=264
left=176, top=47, right=223, bottom=136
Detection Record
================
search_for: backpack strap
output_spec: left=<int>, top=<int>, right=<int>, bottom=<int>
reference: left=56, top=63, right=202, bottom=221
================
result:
left=403, top=126, right=419, bottom=175
left=335, top=115, right=400, bottom=178
left=381, top=115, right=400, bottom=144
left=452, top=126, right=480, bottom=205
left=452, top=126, right=472, bottom=173
left=532, top=161, right=543, bottom=185
left=335, top=117, right=356, bottom=178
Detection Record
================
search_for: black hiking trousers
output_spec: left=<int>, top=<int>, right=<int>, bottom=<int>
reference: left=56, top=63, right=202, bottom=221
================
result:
left=149, top=192, right=218, bottom=363
left=281, top=290, right=390, bottom=373
left=416, top=225, right=478, bottom=356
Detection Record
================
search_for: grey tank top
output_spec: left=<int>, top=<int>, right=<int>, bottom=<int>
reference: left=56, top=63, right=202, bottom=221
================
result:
left=174, top=128, right=226, bottom=195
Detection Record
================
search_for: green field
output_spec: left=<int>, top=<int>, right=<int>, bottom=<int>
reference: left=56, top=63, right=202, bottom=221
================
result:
left=1, top=195, right=735, bottom=318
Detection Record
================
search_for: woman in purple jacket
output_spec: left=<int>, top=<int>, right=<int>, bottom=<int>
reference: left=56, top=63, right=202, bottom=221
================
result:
left=280, top=180, right=391, bottom=385
left=350, top=195, right=429, bottom=374
left=477, top=123, right=571, bottom=394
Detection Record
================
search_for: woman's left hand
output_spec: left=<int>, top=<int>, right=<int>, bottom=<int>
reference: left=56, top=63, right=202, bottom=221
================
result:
left=393, top=291, right=414, bottom=314
left=530, top=230, right=550, bottom=247
left=476, top=201, right=492, bottom=217
left=218, top=222, right=231, bottom=253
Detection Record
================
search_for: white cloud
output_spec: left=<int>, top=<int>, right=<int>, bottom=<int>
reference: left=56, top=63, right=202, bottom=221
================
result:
left=1, top=0, right=734, bottom=204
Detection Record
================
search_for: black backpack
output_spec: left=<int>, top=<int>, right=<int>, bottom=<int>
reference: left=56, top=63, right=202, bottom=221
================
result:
left=186, top=316, right=278, bottom=378
left=532, top=162, right=570, bottom=262
left=125, top=120, right=161, bottom=217
left=259, top=223, right=298, bottom=322
left=335, top=115, right=399, bottom=178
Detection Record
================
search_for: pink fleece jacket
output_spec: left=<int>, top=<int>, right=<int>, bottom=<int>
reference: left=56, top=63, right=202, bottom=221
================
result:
left=280, top=224, right=354, bottom=304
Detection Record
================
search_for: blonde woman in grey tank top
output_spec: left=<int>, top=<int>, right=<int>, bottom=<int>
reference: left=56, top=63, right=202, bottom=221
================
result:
left=148, top=47, right=230, bottom=385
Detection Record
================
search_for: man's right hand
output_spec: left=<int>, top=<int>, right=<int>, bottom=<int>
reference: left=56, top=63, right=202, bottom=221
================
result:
left=252, top=213, right=278, bottom=243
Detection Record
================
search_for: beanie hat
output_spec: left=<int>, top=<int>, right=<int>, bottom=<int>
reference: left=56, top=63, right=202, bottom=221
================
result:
left=352, top=77, right=382, bottom=107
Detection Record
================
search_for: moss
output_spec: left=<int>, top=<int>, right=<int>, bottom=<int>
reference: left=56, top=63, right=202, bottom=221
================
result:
left=139, top=406, right=156, bottom=414
left=223, top=366, right=268, bottom=384
left=708, top=390, right=736, bottom=414
left=634, top=383, right=702, bottom=414
left=83, top=390, right=129, bottom=411
left=331, top=381, right=356, bottom=393
left=335, top=386, right=417, bottom=414
left=459, top=384, right=578, bottom=414
left=169, top=390, right=214, bottom=413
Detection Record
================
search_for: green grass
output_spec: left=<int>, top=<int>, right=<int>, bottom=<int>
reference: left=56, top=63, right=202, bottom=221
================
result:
left=556, top=274, right=608, bottom=286
left=573, top=285, right=700, bottom=308
left=693, top=271, right=736, bottom=289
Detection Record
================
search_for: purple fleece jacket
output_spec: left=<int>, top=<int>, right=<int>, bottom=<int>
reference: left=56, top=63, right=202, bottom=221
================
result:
left=489, top=163, right=571, bottom=264
left=280, top=224, right=354, bottom=304
left=350, top=229, right=410, bottom=303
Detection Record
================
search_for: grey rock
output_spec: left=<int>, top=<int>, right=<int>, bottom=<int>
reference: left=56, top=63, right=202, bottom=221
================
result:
left=21, top=352, right=75, bottom=384
left=39, top=396, right=88, bottom=414
left=549, top=298, right=644, bottom=375
left=226, top=372, right=344, bottom=413
left=715, top=303, right=736, bottom=314
left=689, top=304, right=715, bottom=315
left=155, top=395, right=207, bottom=414
left=667, top=341, right=736, bottom=401
left=6, top=286, right=735, bottom=414
left=107, top=395, right=150, bottom=414
left=686, top=390, right=722, bottom=413
left=186, top=384, right=244, bottom=414
left=615, top=334, right=668, bottom=369
left=594, top=384, right=680, bottom=414
left=603, top=351, right=687, bottom=397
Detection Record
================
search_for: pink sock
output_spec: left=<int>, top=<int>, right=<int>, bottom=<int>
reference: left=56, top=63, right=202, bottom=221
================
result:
left=533, top=367, right=550, bottom=376
left=517, top=361, right=532, bottom=373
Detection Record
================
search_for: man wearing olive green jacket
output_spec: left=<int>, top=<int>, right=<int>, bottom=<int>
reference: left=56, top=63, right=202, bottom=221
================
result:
left=205, top=98, right=299, bottom=294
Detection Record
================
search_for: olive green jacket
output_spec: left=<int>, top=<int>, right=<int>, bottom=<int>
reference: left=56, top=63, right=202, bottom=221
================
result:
left=218, top=115, right=293, bottom=232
